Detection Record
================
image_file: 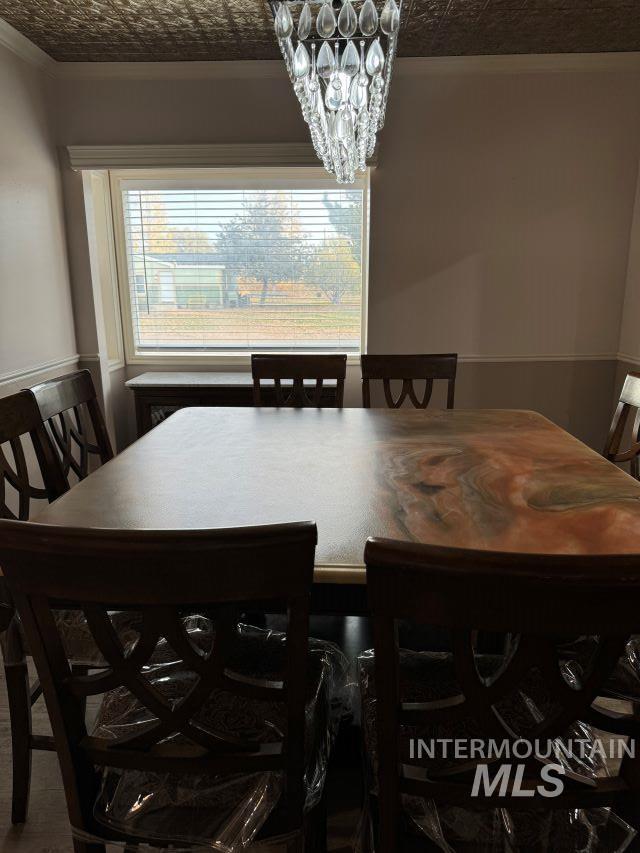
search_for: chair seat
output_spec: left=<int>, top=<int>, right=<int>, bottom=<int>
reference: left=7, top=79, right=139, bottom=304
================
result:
left=90, top=618, right=350, bottom=849
left=358, top=649, right=634, bottom=853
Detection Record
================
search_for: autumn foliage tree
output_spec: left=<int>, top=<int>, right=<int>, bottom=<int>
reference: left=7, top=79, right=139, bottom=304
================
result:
left=303, top=236, right=361, bottom=305
left=129, top=191, right=362, bottom=308
left=215, top=194, right=306, bottom=306
left=127, top=195, right=215, bottom=256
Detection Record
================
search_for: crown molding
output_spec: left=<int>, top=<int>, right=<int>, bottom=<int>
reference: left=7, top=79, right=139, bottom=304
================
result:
left=67, top=142, right=328, bottom=169
left=395, top=52, right=640, bottom=76
left=55, top=58, right=289, bottom=80
left=53, top=51, right=640, bottom=81
left=2, top=16, right=640, bottom=80
left=0, top=17, right=55, bottom=73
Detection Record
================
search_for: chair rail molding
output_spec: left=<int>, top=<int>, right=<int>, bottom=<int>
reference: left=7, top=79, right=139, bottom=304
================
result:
left=457, top=352, right=619, bottom=364
left=617, top=352, right=640, bottom=368
left=0, top=354, right=79, bottom=388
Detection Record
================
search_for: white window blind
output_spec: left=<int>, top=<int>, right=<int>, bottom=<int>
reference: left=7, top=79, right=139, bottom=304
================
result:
left=116, top=171, right=367, bottom=356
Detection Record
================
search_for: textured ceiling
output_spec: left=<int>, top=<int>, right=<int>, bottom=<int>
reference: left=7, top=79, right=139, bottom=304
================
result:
left=0, top=0, right=639, bottom=62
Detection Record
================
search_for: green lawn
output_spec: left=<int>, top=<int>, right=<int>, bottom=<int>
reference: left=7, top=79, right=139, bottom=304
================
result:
left=137, top=304, right=361, bottom=344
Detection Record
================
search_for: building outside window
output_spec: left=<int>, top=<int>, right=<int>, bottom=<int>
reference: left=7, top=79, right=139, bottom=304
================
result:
left=109, top=168, right=370, bottom=362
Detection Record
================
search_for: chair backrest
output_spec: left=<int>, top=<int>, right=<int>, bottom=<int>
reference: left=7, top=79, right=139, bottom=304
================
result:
left=0, top=390, right=68, bottom=520
left=360, top=353, right=457, bottom=409
left=365, top=536, right=640, bottom=850
left=30, top=370, right=113, bottom=481
left=604, top=372, right=640, bottom=479
left=0, top=519, right=317, bottom=843
left=252, top=354, right=347, bottom=407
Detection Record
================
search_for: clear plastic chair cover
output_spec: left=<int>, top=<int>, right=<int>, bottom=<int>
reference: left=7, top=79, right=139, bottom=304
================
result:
left=0, top=603, right=143, bottom=667
left=356, top=647, right=636, bottom=853
left=562, top=636, right=640, bottom=703
left=78, top=618, right=351, bottom=851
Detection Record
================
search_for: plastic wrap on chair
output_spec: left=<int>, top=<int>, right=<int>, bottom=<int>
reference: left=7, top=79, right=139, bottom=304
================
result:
left=0, top=575, right=25, bottom=666
left=0, top=575, right=14, bottom=634
left=560, top=636, right=640, bottom=704
left=601, top=636, right=640, bottom=704
left=356, top=648, right=636, bottom=853
left=85, top=618, right=351, bottom=851
left=50, top=608, right=143, bottom=666
left=0, top=608, right=27, bottom=667
left=0, top=606, right=143, bottom=667
left=382, top=804, right=635, bottom=853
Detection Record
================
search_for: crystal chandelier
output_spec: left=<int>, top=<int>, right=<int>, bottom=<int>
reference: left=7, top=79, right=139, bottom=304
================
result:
left=270, top=0, right=401, bottom=183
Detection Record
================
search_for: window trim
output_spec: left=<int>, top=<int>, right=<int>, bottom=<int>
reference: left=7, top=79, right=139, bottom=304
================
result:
left=84, top=171, right=125, bottom=372
left=108, top=167, right=370, bottom=366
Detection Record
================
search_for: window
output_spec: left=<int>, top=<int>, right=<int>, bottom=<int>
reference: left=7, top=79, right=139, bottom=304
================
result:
left=111, top=169, right=369, bottom=361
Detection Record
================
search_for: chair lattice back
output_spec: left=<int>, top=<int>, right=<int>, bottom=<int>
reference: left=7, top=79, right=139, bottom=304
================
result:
left=365, top=538, right=640, bottom=848
left=252, top=354, right=347, bottom=407
left=0, top=521, right=316, bottom=843
left=30, top=370, right=113, bottom=481
left=361, top=353, right=457, bottom=409
left=604, top=372, right=640, bottom=479
left=76, top=603, right=287, bottom=757
left=0, top=391, right=68, bottom=520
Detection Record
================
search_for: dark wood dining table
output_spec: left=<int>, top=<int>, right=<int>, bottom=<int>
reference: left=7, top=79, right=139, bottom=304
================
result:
left=36, top=407, right=640, bottom=609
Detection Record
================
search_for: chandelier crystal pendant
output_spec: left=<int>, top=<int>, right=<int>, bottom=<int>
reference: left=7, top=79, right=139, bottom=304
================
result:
left=271, top=0, right=401, bottom=183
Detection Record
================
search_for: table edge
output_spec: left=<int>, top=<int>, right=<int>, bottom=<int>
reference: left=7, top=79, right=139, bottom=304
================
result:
left=314, top=564, right=365, bottom=584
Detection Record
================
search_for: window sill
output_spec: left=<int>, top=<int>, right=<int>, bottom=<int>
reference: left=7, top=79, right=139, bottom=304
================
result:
left=125, top=352, right=363, bottom=367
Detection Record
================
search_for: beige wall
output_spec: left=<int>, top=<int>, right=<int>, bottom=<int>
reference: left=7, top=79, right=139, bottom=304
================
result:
left=0, top=42, right=76, bottom=385
left=619, top=151, right=640, bottom=363
left=369, top=69, right=640, bottom=360
left=50, top=61, right=640, bottom=449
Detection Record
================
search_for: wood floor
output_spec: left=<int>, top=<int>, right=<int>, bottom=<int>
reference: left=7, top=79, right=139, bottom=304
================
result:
left=0, top=661, right=75, bottom=852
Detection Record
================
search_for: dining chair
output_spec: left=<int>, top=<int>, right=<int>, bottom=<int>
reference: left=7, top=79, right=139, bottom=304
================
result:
left=252, top=353, right=347, bottom=407
left=361, top=353, right=457, bottom=409
left=362, top=537, right=640, bottom=852
left=0, top=389, right=69, bottom=823
left=1, top=374, right=119, bottom=825
left=30, top=369, right=114, bottom=480
left=604, top=371, right=640, bottom=479
left=0, top=519, right=347, bottom=853
left=0, top=389, right=69, bottom=520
